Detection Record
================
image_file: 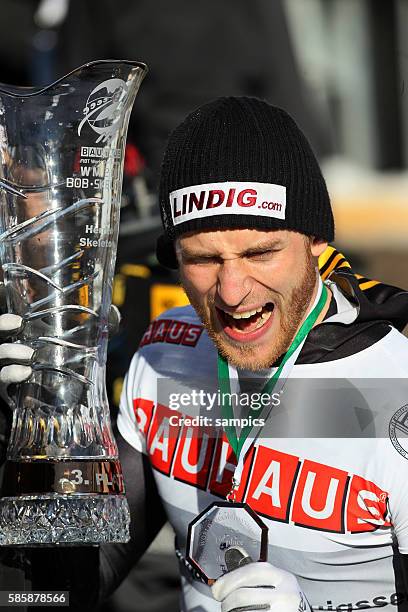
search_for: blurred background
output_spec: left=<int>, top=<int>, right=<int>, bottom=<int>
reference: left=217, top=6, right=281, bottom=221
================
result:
left=0, top=0, right=406, bottom=610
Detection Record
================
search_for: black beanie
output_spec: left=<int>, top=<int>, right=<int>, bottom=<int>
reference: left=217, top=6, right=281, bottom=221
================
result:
left=157, top=96, right=334, bottom=268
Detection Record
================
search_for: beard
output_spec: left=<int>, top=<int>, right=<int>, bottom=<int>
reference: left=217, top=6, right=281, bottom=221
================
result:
left=181, top=254, right=318, bottom=371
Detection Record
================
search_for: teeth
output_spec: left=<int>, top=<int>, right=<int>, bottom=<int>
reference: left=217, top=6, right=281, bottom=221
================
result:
left=230, top=308, right=260, bottom=319
left=222, top=304, right=274, bottom=321
left=254, top=310, right=272, bottom=329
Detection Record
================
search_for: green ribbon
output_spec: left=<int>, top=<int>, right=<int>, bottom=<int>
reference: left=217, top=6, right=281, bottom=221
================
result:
left=217, top=284, right=328, bottom=459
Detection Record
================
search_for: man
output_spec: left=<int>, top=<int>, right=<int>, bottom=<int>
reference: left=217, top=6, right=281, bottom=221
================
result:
left=1, top=97, right=408, bottom=611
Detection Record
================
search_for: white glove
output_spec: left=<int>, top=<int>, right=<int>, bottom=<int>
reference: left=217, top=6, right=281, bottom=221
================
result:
left=0, top=314, right=33, bottom=404
left=212, top=562, right=311, bottom=612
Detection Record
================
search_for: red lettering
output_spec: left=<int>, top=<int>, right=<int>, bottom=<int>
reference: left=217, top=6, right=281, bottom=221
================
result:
left=226, top=188, right=236, bottom=207
left=140, top=320, right=202, bottom=347
left=291, top=460, right=348, bottom=532
left=206, top=190, right=225, bottom=209
left=139, top=321, right=157, bottom=347
left=237, top=189, right=257, bottom=207
left=133, top=398, right=154, bottom=435
left=138, top=408, right=393, bottom=538
left=152, top=319, right=171, bottom=343
left=147, top=404, right=180, bottom=474
left=181, top=324, right=203, bottom=346
left=166, top=321, right=187, bottom=344
left=261, top=201, right=282, bottom=211
left=245, top=447, right=300, bottom=521
left=172, top=424, right=216, bottom=488
left=182, top=193, right=188, bottom=215
left=347, top=475, right=390, bottom=533
left=188, top=191, right=205, bottom=212
left=173, top=197, right=181, bottom=218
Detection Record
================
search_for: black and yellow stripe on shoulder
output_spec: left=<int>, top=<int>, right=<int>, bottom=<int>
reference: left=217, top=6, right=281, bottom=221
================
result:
left=318, top=245, right=380, bottom=292
left=318, top=245, right=351, bottom=280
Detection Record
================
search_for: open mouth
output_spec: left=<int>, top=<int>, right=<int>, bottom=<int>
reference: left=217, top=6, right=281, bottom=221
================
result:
left=216, top=302, right=275, bottom=337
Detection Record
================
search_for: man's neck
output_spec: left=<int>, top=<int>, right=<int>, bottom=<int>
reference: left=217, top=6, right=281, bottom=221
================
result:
left=263, top=276, right=332, bottom=371
left=314, top=283, right=332, bottom=327
left=293, top=275, right=332, bottom=339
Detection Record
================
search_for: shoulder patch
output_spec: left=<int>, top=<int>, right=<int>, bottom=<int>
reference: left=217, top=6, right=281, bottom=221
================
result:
left=139, top=318, right=203, bottom=348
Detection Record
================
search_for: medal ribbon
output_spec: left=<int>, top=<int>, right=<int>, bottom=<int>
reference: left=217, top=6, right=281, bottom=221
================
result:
left=217, top=280, right=328, bottom=491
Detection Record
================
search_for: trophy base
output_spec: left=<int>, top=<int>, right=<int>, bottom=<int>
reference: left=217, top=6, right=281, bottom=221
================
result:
left=0, top=494, right=130, bottom=546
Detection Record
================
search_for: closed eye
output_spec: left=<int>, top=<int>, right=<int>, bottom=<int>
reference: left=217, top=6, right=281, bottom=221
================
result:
left=245, top=249, right=276, bottom=261
left=181, top=247, right=281, bottom=264
left=182, top=254, right=222, bottom=265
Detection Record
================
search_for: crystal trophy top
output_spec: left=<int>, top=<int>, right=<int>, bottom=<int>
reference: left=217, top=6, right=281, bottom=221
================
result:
left=0, top=60, right=147, bottom=545
left=187, top=502, right=268, bottom=584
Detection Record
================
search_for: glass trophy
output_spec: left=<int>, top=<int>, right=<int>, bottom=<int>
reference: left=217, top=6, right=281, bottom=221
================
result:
left=0, top=60, right=147, bottom=545
left=186, top=502, right=268, bottom=585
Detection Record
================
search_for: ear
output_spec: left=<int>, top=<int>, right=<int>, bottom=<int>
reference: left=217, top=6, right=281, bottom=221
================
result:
left=310, top=237, right=328, bottom=258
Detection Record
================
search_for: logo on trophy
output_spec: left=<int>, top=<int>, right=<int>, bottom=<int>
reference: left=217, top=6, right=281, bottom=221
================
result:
left=78, top=78, right=130, bottom=143
left=0, top=60, right=147, bottom=545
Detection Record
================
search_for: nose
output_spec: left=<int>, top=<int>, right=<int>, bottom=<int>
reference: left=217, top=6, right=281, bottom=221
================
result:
left=216, top=259, right=252, bottom=308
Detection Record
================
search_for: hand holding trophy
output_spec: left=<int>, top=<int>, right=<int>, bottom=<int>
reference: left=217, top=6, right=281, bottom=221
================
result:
left=0, top=60, right=147, bottom=546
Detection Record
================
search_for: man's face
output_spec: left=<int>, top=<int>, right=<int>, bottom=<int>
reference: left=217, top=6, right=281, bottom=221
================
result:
left=177, top=228, right=327, bottom=370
